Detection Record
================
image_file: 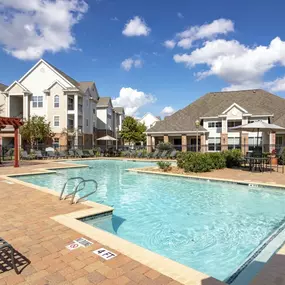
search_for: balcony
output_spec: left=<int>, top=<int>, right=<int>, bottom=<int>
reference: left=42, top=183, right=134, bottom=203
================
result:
left=78, top=104, right=83, bottom=114
left=68, top=104, right=74, bottom=111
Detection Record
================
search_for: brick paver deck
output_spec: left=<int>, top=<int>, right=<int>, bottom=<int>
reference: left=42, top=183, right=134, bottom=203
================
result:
left=0, top=159, right=284, bottom=284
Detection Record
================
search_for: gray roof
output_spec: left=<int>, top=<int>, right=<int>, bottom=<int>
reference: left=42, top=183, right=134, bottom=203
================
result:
left=0, top=83, right=7, bottom=91
left=79, top=81, right=94, bottom=93
left=114, top=107, right=124, bottom=114
left=45, top=60, right=80, bottom=88
left=98, top=97, right=111, bottom=107
left=148, top=89, right=285, bottom=133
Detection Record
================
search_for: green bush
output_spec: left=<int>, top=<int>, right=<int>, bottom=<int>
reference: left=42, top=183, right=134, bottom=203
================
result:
left=183, top=152, right=214, bottom=173
left=222, top=149, right=243, bottom=168
left=156, top=142, right=174, bottom=151
left=176, top=152, right=192, bottom=169
left=207, top=153, right=226, bottom=169
left=157, top=161, right=172, bottom=171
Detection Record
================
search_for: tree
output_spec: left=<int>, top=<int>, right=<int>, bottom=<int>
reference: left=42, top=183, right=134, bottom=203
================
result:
left=120, top=116, right=146, bottom=144
left=20, top=116, right=54, bottom=149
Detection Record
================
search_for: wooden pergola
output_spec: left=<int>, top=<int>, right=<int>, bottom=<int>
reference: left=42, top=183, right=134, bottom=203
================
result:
left=0, top=117, right=23, bottom=167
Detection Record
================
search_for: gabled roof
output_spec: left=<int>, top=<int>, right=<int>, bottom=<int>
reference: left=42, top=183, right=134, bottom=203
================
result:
left=113, top=107, right=124, bottom=114
left=79, top=81, right=94, bottom=93
left=140, top=112, right=160, bottom=121
left=0, top=83, right=7, bottom=91
left=148, top=89, right=285, bottom=133
left=98, top=97, right=112, bottom=107
left=5, top=81, right=31, bottom=93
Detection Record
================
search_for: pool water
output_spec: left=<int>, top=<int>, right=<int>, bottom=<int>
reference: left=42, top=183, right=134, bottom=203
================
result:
left=17, top=160, right=285, bottom=281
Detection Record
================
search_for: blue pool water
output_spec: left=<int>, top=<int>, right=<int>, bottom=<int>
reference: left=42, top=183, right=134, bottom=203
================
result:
left=17, top=160, right=285, bottom=281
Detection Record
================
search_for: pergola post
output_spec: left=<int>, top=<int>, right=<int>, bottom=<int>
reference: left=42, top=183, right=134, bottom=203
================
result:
left=14, top=127, right=19, bottom=168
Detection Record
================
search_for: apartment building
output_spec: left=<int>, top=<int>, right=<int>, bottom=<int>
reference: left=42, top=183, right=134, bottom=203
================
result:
left=0, top=59, right=124, bottom=149
left=139, top=112, right=160, bottom=129
left=146, top=89, right=285, bottom=153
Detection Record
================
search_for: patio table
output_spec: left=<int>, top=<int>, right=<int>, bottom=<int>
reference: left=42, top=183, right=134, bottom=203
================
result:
left=247, top=157, right=270, bottom=172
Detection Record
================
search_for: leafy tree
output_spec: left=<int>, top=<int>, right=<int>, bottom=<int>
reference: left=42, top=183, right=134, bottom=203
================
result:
left=120, top=116, right=146, bottom=144
left=20, top=116, right=54, bottom=149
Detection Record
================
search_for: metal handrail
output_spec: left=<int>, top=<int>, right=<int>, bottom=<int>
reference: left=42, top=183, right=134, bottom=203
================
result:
left=70, top=179, right=98, bottom=204
left=59, top=177, right=84, bottom=200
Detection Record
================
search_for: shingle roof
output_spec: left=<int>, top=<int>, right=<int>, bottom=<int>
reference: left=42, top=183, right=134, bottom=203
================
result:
left=44, top=60, right=80, bottom=88
left=98, top=97, right=111, bottom=107
left=0, top=83, right=7, bottom=91
left=79, top=81, right=94, bottom=93
left=114, top=107, right=124, bottom=114
left=148, top=89, right=285, bottom=133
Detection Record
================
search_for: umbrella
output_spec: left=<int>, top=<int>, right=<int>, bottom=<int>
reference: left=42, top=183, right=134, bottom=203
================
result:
left=231, top=121, right=285, bottom=146
left=97, top=135, right=117, bottom=141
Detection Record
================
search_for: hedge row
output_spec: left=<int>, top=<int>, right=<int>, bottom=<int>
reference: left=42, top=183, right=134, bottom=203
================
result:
left=177, top=149, right=243, bottom=173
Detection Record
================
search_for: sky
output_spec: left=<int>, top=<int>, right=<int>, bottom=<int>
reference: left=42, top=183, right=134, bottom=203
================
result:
left=1, top=0, right=285, bottom=118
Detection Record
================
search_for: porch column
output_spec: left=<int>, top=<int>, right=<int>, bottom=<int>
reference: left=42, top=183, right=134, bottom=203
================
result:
left=241, top=133, right=248, bottom=155
left=182, top=135, right=187, bottom=152
left=163, top=135, right=169, bottom=143
left=74, top=94, right=78, bottom=147
left=200, top=134, right=206, bottom=153
left=269, top=132, right=276, bottom=153
left=221, top=133, right=228, bottom=151
left=147, top=135, right=152, bottom=153
left=14, top=127, right=19, bottom=168
left=22, top=94, right=29, bottom=120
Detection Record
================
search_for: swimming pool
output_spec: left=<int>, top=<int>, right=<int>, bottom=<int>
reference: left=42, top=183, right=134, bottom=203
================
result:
left=16, top=160, right=285, bottom=282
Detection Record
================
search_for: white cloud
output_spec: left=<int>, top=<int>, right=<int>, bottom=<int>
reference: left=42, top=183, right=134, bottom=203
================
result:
left=121, top=58, right=143, bottom=71
left=164, top=18, right=234, bottom=50
left=177, top=12, right=184, bottom=19
left=0, top=0, right=88, bottom=60
left=112, top=87, right=156, bottom=116
left=265, top=76, right=285, bottom=92
left=111, top=17, right=119, bottom=21
left=163, top=40, right=176, bottom=49
left=174, top=37, right=285, bottom=91
left=122, top=16, right=151, bottom=37
left=161, top=106, right=175, bottom=117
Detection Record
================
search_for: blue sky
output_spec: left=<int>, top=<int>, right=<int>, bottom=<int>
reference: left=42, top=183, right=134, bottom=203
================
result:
left=1, top=0, right=285, bottom=117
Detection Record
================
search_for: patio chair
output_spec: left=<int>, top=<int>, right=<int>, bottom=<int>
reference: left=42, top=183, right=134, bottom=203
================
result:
left=136, top=152, right=143, bottom=158
left=34, top=150, right=48, bottom=159
left=83, top=150, right=91, bottom=157
left=152, top=150, right=161, bottom=159
left=46, top=151, right=57, bottom=159
left=75, top=149, right=89, bottom=158
left=57, top=151, right=67, bottom=159
left=159, top=150, right=168, bottom=159
left=68, top=150, right=75, bottom=158
left=20, top=151, right=32, bottom=160
left=169, top=150, right=177, bottom=159
left=0, top=238, right=18, bottom=274
left=88, top=150, right=95, bottom=157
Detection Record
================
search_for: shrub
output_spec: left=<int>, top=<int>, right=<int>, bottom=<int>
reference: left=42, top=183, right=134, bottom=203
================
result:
left=207, top=153, right=226, bottom=169
left=157, top=161, right=172, bottom=172
left=156, top=142, right=174, bottom=151
left=222, top=149, right=243, bottom=168
left=183, top=152, right=214, bottom=173
left=176, top=152, right=192, bottom=169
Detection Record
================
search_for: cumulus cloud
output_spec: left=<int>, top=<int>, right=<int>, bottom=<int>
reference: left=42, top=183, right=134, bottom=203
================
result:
left=174, top=37, right=285, bottom=91
left=163, top=18, right=234, bottom=50
left=265, top=76, right=285, bottom=92
left=163, top=40, right=176, bottom=49
left=112, top=87, right=156, bottom=116
left=122, top=16, right=151, bottom=37
left=0, top=0, right=88, bottom=60
left=121, top=58, right=143, bottom=71
left=161, top=106, right=175, bottom=117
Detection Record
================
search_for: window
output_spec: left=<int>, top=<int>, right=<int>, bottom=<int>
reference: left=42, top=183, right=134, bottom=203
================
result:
left=54, top=95, right=59, bottom=108
left=54, top=116, right=60, bottom=127
left=68, top=118, right=74, bottom=129
left=32, top=96, right=43, bottom=108
left=53, top=138, right=59, bottom=149
left=208, top=121, right=222, bottom=128
left=227, top=121, right=242, bottom=128
left=249, top=137, right=262, bottom=151
left=208, top=137, right=221, bottom=152
left=68, top=97, right=74, bottom=110
left=228, top=137, right=240, bottom=149
left=86, top=119, right=88, bottom=127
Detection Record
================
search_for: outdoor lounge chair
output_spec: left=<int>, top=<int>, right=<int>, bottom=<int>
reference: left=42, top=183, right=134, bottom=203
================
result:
left=46, top=151, right=57, bottom=159
left=0, top=238, right=18, bottom=274
left=159, top=150, right=168, bottom=159
left=169, top=150, right=177, bottom=159
left=34, top=150, right=48, bottom=159
left=57, top=151, right=67, bottom=158
left=150, top=149, right=160, bottom=159
left=75, top=149, right=89, bottom=158
left=88, top=150, right=95, bottom=156
left=68, top=150, right=75, bottom=158
left=20, top=151, right=32, bottom=160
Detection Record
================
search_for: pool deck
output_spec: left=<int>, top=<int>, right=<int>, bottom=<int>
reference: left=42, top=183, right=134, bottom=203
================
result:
left=0, top=158, right=285, bottom=285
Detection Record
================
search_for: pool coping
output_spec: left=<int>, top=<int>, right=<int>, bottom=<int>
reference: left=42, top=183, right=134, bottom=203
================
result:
left=2, top=158, right=285, bottom=285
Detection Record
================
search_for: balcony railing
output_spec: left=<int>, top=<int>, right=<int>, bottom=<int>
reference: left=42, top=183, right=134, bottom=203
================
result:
left=68, top=104, right=74, bottom=111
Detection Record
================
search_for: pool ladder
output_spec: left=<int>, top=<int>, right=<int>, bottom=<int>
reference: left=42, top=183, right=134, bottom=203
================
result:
left=59, top=177, right=98, bottom=204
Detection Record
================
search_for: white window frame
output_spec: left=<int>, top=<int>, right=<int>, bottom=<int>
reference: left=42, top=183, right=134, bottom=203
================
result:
left=32, top=95, right=43, bottom=108
left=228, top=137, right=241, bottom=149
left=54, top=95, right=59, bottom=108
left=208, top=137, right=221, bottom=152
left=53, top=116, right=60, bottom=127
